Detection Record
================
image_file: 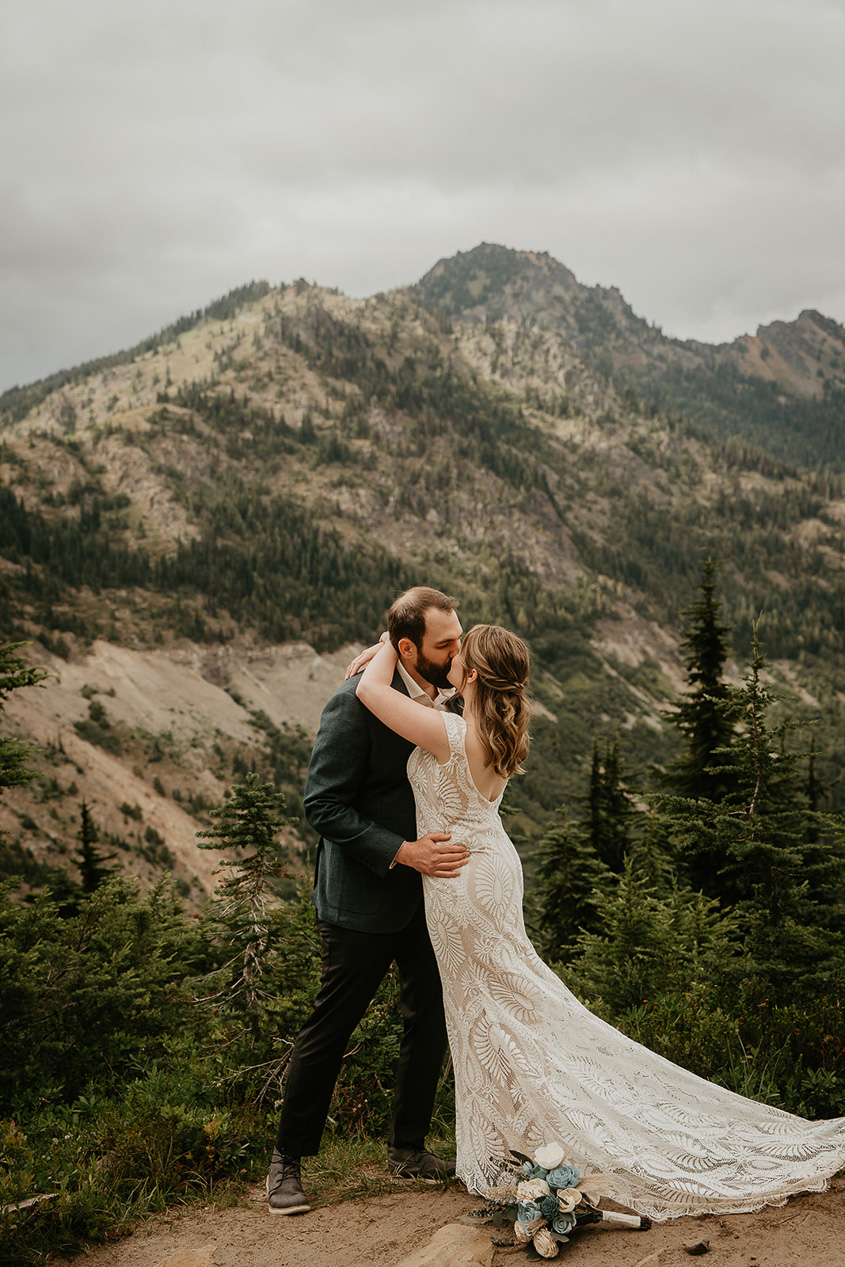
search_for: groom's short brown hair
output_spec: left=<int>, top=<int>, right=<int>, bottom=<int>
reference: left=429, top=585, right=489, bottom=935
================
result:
left=388, top=587, right=458, bottom=652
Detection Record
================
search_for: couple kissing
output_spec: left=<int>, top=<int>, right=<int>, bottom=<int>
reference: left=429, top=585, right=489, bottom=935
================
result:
left=268, top=586, right=845, bottom=1222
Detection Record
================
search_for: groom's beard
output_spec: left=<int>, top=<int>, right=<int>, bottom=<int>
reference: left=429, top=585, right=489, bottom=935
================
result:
left=415, top=652, right=453, bottom=690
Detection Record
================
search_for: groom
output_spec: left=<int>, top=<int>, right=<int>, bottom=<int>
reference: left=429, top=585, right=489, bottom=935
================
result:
left=267, top=586, right=469, bottom=1214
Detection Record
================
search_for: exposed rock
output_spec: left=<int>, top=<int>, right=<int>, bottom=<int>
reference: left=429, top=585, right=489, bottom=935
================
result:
left=394, top=1222, right=494, bottom=1267
left=153, top=1248, right=216, bottom=1267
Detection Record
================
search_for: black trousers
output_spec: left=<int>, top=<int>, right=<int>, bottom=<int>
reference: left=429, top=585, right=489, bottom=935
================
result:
left=276, top=902, right=448, bottom=1158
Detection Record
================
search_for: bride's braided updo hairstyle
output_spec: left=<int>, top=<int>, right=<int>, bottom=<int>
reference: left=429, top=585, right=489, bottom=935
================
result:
left=458, top=624, right=531, bottom=779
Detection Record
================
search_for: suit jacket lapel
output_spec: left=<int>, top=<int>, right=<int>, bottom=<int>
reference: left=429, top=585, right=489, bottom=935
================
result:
left=391, top=667, right=412, bottom=698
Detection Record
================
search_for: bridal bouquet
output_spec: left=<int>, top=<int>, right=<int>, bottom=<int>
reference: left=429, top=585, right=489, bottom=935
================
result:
left=473, top=1141, right=650, bottom=1260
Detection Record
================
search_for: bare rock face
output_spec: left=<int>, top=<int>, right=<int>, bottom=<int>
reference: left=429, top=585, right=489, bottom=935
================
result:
left=394, top=1222, right=494, bottom=1267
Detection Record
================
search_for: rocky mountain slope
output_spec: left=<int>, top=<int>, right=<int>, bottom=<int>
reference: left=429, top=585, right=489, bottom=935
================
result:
left=415, top=243, right=845, bottom=463
left=2, top=251, right=845, bottom=900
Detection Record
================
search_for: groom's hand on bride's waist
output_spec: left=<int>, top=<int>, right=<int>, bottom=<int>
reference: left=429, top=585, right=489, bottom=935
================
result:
left=394, top=832, right=470, bottom=877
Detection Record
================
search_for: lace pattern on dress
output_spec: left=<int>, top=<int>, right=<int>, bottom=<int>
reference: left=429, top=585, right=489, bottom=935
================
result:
left=408, top=711, right=845, bottom=1220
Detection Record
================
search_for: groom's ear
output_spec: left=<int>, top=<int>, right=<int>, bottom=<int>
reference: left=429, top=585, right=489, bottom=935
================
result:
left=397, top=636, right=416, bottom=661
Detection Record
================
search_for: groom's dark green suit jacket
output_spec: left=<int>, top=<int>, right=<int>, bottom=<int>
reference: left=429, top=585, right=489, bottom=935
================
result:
left=303, top=669, right=422, bottom=934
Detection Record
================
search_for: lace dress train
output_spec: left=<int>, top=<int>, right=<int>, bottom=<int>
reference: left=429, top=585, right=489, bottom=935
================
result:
left=408, top=711, right=845, bottom=1221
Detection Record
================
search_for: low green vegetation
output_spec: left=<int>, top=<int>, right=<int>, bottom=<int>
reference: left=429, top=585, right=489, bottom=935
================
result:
left=0, top=751, right=450, bottom=1264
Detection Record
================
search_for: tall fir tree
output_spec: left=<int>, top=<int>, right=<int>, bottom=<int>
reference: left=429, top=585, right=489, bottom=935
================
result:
left=587, top=736, right=636, bottom=873
left=667, top=555, right=733, bottom=804
left=73, top=800, right=115, bottom=893
left=198, top=773, right=296, bottom=1022
left=662, top=556, right=736, bottom=895
left=670, top=627, right=845, bottom=994
left=530, top=805, right=607, bottom=961
left=0, top=642, right=47, bottom=806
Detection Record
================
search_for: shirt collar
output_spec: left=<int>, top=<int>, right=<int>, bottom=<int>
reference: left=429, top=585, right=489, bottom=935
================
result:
left=397, top=660, right=456, bottom=709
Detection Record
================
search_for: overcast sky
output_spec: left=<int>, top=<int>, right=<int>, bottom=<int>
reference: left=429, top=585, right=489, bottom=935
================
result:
left=2, top=0, right=844, bottom=394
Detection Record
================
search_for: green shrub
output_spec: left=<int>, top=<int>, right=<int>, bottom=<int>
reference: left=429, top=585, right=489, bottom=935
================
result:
left=0, top=877, right=210, bottom=1110
left=611, top=986, right=845, bottom=1118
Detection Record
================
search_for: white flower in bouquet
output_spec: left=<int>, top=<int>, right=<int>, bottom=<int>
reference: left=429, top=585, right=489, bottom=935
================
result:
left=532, top=1226, right=560, bottom=1258
left=534, top=1142, right=566, bottom=1170
left=516, top=1177, right=551, bottom=1202
left=556, top=1187, right=582, bottom=1213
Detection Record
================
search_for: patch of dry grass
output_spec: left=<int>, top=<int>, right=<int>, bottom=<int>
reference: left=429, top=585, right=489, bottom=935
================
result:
left=303, top=1128, right=458, bottom=1209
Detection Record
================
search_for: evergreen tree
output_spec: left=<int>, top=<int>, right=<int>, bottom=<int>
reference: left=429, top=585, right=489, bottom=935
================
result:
left=566, top=858, right=739, bottom=1015
left=714, top=633, right=817, bottom=916
left=802, top=746, right=845, bottom=914
left=73, top=800, right=115, bottom=893
left=586, top=736, right=635, bottom=873
left=662, top=557, right=737, bottom=894
left=626, top=808, right=677, bottom=892
left=669, top=627, right=845, bottom=993
left=667, top=555, right=733, bottom=805
left=530, top=806, right=607, bottom=961
left=197, top=773, right=296, bottom=1021
left=806, top=748, right=821, bottom=821
left=0, top=642, right=47, bottom=805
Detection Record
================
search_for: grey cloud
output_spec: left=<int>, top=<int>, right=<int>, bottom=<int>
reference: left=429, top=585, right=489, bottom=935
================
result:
left=2, top=0, right=845, bottom=390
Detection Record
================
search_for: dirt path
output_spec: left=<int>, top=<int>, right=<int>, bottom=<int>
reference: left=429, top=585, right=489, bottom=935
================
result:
left=54, top=1176, right=845, bottom=1267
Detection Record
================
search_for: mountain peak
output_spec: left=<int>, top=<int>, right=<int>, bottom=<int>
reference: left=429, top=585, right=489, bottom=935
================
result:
left=413, top=242, right=655, bottom=375
left=413, top=243, right=845, bottom=450
left=417, top=241, right=578, bottom=305
left=744, top=308, right=845, bottom=398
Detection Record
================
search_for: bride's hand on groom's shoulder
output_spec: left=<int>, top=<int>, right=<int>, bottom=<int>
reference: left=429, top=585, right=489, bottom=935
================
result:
left=395, top=832, right=470, bottom=878
left=345, top=632, right=389, bottom=679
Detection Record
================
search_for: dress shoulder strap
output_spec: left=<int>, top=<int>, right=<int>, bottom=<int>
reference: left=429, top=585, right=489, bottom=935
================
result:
left=440, top=709, right=467, bottom=760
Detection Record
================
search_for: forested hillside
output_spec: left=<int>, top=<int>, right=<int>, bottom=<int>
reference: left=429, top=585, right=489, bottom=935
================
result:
left=2, top=258, right=845, bottom=893
left=2, top=250, right=845, bottom=1262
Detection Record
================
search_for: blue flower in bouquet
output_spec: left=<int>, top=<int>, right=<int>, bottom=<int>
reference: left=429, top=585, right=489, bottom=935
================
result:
left=547, top=1164, right=581, bottom=1190
left=517, top=1201, right=543, bottom=1223
left=540, top=1193, right=559, bottom=1221
left=522, top=1161, right=549, bottom=1180
left=553, top=1211, right=576, bottom=1237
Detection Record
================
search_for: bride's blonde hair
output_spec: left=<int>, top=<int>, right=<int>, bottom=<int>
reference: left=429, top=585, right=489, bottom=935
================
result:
left=458, top=625, right=531, bottom=779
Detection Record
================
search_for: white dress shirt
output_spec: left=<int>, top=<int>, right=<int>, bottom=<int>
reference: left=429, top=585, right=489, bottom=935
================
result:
left=397, top=661, right=455, bottom=710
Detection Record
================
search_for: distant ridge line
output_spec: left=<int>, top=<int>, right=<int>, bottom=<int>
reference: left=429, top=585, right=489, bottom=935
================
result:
left=0, top=280, right=272, bottom=426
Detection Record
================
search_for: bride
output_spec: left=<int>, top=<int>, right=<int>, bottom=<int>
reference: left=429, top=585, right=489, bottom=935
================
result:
left=356, top=623, right=845, bottom=1220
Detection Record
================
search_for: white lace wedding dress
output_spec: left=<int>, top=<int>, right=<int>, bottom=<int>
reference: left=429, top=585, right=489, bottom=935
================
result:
left=407, top=711, right=845, bottom=1220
